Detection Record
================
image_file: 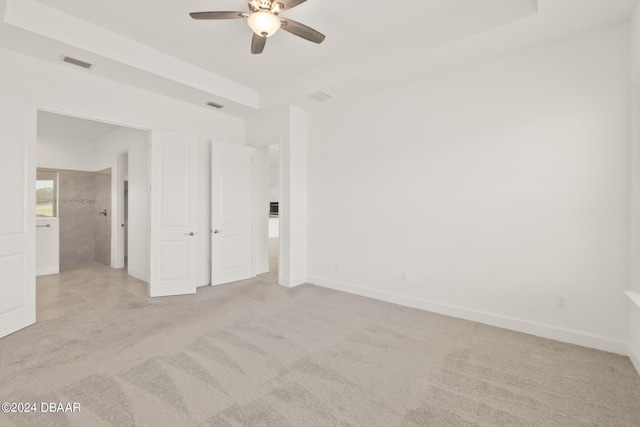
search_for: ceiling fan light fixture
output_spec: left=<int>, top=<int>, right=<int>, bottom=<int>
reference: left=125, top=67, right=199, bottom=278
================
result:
left=247, top=11, right=281, bottom=37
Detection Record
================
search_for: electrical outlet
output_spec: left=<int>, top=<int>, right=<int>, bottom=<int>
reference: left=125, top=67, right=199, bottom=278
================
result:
left=556, top=295, right=567, bottom=309
left=401, top=272, right=407, bottom=282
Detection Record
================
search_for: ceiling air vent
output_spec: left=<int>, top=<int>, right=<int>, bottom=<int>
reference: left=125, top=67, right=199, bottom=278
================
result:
left=206, top=101, right=224, bottom=109
left=308, top=91, right=333, bottom=102
left=62, top=56, right=93, bottom=69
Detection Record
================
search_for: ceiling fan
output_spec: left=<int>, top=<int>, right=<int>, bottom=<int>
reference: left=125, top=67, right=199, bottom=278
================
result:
left=190, top=0, right=325, bottom=54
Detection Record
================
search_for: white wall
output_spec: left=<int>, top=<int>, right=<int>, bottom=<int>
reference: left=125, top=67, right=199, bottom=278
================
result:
left=308, top=23, right=631, bottom=354
left=37, top=132, right=96, bottom=171
left=94, top=127, right=149, bottom=282
left=196, top=139, right=212, bottom=287
left=629, top=4, right=640, bottom=373
left=269, top=146, right=281, bottom=202
left=253, top=146, right=269, bottom=275
left=269, top=218, right=280, bottom=238
left=35, top=218, right=58, bottom=276
left=285, top=107, right=308, bottom=286
left=0, top=48, right=244, bottom=142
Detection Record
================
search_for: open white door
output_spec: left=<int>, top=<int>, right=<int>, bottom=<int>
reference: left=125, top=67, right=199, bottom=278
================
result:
left=149, top=131, right=198, bottom=297
left=211, top=141, right=253, bottom=285
left=0, top=99, right=36, bottom=338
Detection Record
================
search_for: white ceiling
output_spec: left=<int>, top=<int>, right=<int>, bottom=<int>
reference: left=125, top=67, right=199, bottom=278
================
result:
left=30, top=0, right=531, bottom=90
left=0, top=0, right=637, bottom=118
left=38, top=110, right=120, bottom=140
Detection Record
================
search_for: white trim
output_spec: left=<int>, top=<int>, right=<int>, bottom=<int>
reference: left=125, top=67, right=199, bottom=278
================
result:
left=308, top=275, right=628, bottom=355
left=628, top=299, right=640, bottom=376
left=247, top=136, right=283, bottom=148
left=113, top=151, right=127, bottom=270
left=629, top=344, right=640, bottom=376
left=128, top=268, right=148, bottom=283
left=36, top=106, right=149, bottom=132
left=626, top=291, right=640, bottom=309
left=36, top=267, right=59, bottom=276
left=276, top=139, right=283, bottom=289
left=279, top=276, right=306, bottom=288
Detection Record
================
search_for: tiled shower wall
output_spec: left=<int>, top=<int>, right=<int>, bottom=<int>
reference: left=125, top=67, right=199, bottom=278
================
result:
left=58, top=170, right=95, bottom=269
left=55, top=168, right=111, bottom=269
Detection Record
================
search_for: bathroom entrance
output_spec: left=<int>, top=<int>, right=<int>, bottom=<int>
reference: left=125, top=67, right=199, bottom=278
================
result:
left=35, top=110, right=149, bottom=280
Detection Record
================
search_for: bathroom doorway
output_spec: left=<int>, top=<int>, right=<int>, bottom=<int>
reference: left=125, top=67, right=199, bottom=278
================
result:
left=35, top=110, right=149, bottom=281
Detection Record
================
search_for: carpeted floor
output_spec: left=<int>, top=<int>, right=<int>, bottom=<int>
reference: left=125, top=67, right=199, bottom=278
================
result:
left=1, top=262, right=640, bottom=426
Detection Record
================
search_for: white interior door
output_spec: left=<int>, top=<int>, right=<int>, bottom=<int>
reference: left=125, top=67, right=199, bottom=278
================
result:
left=0, top=99, right=36, bottom=338
left=149, top=131, right=198, bottom=297
left=211, top=141, right=253, bottom=285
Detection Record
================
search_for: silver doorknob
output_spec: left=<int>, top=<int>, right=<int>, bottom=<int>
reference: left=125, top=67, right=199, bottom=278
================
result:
left=213, top=229, right=223, bottom=234
left=185, top=232, right=196, bottom=236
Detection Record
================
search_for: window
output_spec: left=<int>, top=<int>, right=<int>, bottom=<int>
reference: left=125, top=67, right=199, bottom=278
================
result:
left=36, top=170, right=58, bottom=218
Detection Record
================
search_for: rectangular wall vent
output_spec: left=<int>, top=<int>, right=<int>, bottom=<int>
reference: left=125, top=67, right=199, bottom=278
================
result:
left=206, top=101, right=224, bottom=109
left=62, top=56, right=93, bottom=69
left=309, top=91, right=333, bottom=102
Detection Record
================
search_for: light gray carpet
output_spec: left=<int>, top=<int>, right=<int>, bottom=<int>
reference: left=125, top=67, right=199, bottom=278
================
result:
left=1, top=262, right=639, bottom=426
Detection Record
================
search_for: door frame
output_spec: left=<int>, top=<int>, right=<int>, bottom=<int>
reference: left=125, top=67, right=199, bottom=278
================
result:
left=115, top=150, right=128, bottom=270
left=249, top=137, right=283, bottom=286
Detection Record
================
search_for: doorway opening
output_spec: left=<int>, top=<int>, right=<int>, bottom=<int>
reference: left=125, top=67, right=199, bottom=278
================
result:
left=267, top=143, right=281, bottom=283
left=35, top=110, right=149, bottom=281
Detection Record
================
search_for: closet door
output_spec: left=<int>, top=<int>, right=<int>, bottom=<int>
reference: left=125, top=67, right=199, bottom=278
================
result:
left=148, top=131, right=198, bottom=297
left=211, top=141, right=253, bottom=285
left=0, top=98, right=36, bottom=338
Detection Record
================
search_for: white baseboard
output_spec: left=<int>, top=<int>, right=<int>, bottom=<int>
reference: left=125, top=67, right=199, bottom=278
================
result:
left=629, top=345, right=640, bottom=376
left=255, top=268, right=269, bottom=276
left=36, top=267, right=59, bottom=276
left=196, top=274, right=211, bottom=288
left=279, top=276, right=307, bottom=288
left=128, top=268, right=148, bottom=283
left=308, top=276, right=628, bottom=355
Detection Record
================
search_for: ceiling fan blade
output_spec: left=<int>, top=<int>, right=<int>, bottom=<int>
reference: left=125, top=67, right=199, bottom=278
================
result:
left=280, top=18, right=325, bottom=44
left=189, top=11, right=247, bottom=20
left=277, top=0, right=308, bottom=11
left=251, top=33, right=267, bottom=54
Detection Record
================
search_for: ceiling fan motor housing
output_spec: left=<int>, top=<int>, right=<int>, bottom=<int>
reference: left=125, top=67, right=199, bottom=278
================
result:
left=250, top=0, right=284, bottom=13
left=250, top=1, right=272, bottom=11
